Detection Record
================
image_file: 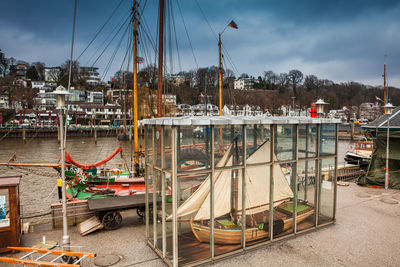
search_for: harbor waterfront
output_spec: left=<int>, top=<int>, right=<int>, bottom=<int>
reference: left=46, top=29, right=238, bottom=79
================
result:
left=2, top=136, right=400, bottom=266
left=0, top=137, right=135, bottom=226
left=0, top=136, right=353, bottom=226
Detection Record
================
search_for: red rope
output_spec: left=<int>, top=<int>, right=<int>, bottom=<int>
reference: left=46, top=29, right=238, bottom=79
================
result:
left=64, top=147, right=123, bottom=170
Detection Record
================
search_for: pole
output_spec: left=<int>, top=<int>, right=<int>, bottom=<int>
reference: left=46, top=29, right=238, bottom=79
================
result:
left=385, top=116, right=390, bottom=189
left=383, top=55, right=387, bottom=113
left=292, top=96, right=295, bottom=116
left=157, top=0, right=165, bottom=118
left=205, top=72, right=208, bottom=116
left=64, top=0, right=77, bottom=148
left=60, top=108, right=70, bottom=250
left=133, top=0, right=139, bottom=170
left=218, top=33, right=222, bottom=116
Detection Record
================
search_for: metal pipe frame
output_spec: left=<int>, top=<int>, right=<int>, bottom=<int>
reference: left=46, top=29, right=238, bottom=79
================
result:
left=315, top=124, right=321, bottom=226
left=269, top=124, right=275, bottom=241
left=144, top=126, right=149, bottom=240
left=145, top=122, right=338, bottom=266
left=293, top=124, right=298, bottom=234
left=153, top=128, right=157, bottom=247
left=210, top=126, right=215, bottom=258
left=161, top=127, right=166, bottom=257
left=242, top=125, right=247, bottom=249
left=333, top=124, right=339, bottom=221
left=172, top=127, right=178, bottom=267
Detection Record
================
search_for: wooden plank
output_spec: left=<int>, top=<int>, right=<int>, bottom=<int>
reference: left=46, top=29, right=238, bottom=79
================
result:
left=87, top=193, right=159, bottom=211
left=77, top=216, right=103, bottom=236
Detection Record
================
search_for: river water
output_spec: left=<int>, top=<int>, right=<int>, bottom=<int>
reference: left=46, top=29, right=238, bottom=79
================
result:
left=0, top=136, right=354, bottom=224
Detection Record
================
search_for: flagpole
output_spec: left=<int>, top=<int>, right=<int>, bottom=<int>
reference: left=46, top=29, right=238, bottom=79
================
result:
left=218, top=33, right=222, bottom=116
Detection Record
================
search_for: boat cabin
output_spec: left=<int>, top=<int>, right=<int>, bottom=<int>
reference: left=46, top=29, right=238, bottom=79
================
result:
left=0, top=176, right=21, bottom=253
left=143, top=116, right=340, bottom=266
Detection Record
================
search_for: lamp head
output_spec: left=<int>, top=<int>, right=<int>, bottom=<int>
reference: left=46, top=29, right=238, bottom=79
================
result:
left=384, top=103, right=395, bottom=115
left=314, top=99, right=328, bottom=114
left=54, top=85, right=71, bottom=109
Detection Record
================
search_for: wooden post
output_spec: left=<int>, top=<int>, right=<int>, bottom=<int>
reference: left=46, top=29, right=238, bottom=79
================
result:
left=22, top=128, right=26, bottom=143
left=94, top=127, right=97, bottom=144
left=350, top=122, right=354, bottom=141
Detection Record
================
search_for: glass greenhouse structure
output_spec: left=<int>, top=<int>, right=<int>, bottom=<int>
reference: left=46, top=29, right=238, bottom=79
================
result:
left=143, top=116, right=340, bottom=266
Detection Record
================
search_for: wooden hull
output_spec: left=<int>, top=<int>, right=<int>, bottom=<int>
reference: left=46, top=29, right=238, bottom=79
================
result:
left=190, top=209, right=314, bottom=245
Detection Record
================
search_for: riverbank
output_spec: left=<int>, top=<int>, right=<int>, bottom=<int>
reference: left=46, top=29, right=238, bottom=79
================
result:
left=2, top=182, right=399, bottom=266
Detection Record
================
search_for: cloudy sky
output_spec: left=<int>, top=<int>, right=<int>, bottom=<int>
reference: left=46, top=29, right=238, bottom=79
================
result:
left=1, top=0, right=399, bottom=87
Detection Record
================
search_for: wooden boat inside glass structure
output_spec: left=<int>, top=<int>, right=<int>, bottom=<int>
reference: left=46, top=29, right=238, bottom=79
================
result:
left=143, top=116, right=340, bottom=266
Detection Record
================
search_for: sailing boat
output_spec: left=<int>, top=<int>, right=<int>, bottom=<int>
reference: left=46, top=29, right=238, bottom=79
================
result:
left=176, top=140, right=314, bottom=245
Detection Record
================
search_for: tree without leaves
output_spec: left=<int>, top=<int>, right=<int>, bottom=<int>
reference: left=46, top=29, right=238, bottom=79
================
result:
left=288, top=69, right=303, bottom=97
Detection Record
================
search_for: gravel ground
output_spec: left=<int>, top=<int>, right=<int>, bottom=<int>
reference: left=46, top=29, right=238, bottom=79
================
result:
left=2, top=182, right=400, bottom=267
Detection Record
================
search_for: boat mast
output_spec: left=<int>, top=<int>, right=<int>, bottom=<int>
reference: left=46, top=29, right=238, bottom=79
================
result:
left=157, top=0, right=165, bottom=117
left=133, top=0, right=139, bottom=168
left=383, top=54, right=387, bottom=113
left=218, top=33, right=222, bottom=116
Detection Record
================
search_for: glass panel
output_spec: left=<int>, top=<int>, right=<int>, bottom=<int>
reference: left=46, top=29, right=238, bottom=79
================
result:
left=213, top=168, right=244, bottom=256
left=320, top=124, right=336, bottom=156
left=155, top=170, right=162, bottom=251
left=177, top=172, right=210, bottom=265
left=318, top=158, right=335, bottom=224
left=145, top=126, right=153, bottom=165
left=298, top=124, right=317, bottom=159
left=296, top=160, right=316, bottom=231
left=0, top=189, right=10, bottom=228
left=154, top=127, right=162, bottom=168
left=164, top=172, right=173, bottom=261
left=241, top=165, right=271, bottom=246
left=274, top=163, right=294, bottom=238
left=163, top=126, right=172, bottom=171
left=275, top=125, right=296, bottom=161
left=245, top=125, right=271, bottom=164
left=178, top=126, right=211, bottom=172
left=146, top=167, right=154, bottom=243
left=214, top=125, right=243, bottom=167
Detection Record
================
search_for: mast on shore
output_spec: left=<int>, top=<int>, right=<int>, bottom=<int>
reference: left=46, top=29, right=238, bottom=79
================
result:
left=157, top=0, right=165, bottom=117
left=383, top=54, right=387, bottom=113
left=133, top=0, right=139, bottom=169
left=218, top=33, right=222, bottom=116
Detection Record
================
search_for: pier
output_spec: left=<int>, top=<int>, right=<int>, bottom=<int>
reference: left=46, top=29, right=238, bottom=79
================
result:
left=0, top=127, right=144, bottom=139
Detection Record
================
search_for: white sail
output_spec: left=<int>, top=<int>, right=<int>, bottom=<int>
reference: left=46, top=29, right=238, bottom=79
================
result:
left=176, top=140, right=294, bottom=220
left=194, top=156, right=233, bottom=220
left=238, top=142, right=294, bottom=215
left=173, top=145, right=232, bottom=219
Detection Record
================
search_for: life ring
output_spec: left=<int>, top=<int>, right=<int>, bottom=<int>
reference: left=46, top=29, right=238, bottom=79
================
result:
left=76, top=171, right=88, bottom=185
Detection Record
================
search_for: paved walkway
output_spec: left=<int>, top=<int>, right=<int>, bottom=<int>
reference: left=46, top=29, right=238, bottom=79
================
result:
left=2, top=183, right=400, bottom=266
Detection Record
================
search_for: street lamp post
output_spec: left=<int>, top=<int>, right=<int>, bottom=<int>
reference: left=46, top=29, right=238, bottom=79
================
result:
left=291, top=96, right=296, bottom=116
left=54, top=85, right=71, bottom=250
left=384, top=103, right=394, bottom=190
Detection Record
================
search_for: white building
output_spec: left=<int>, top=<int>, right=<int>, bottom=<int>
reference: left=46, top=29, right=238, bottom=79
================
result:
left=87, top=91, right=104, bottom=105
left=234, top=78, right=255, bottom=90
left=80, top=66, right=101, bottom=86
left=44, top=67, right=62, bottom=82
left=31, top=81, right=46, bottom=89
left=222, top=104, right=265, bottom=116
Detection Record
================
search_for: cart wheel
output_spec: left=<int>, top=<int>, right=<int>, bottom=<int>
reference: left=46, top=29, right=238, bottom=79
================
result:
left=137, top=206, right=145, bottom=217
left=102, top=211, right=122, bottom=230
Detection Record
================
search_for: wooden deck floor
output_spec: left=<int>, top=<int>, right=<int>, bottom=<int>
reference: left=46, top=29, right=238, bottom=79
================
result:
left=160, top=216, right=319, bottom=265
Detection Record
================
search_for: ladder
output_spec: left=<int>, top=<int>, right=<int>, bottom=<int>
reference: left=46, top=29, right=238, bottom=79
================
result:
left=0, top=247, right=96, bottom=266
